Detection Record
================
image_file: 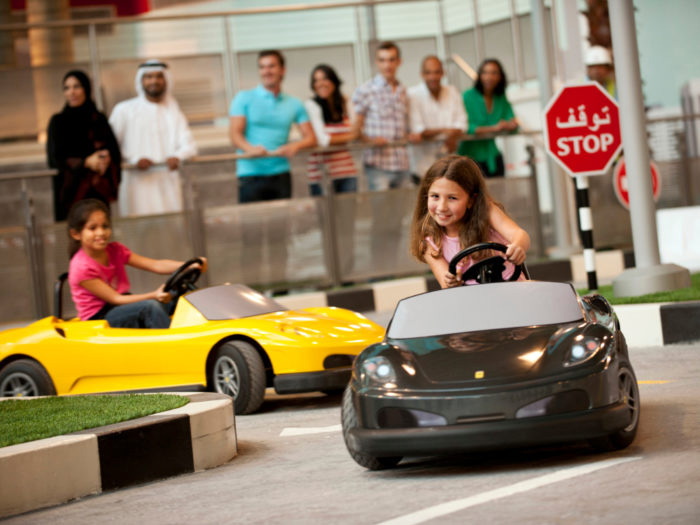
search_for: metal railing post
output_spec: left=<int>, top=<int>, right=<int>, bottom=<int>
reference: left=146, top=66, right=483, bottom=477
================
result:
left=320, top=162, right=342, bottom=287
left=525, top=143, right=545, bottom=258
left=181, top=163, right=210, bottom=288
left=20, top=179, right=49, bottom=318
left=676, top=127, right=694, bottom=207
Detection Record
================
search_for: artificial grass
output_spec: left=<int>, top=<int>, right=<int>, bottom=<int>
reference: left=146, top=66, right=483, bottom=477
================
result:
left=579, top=272, right=700, bottom=305
left=0, top=393, right=189, bottom=448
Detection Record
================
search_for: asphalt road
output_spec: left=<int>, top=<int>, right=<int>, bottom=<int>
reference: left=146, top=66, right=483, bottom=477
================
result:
left=7, top=339, right=699, bottom=525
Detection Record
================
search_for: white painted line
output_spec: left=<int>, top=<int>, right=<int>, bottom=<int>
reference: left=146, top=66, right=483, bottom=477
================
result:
left=376, top=456, right=641, bottom=525
left=279, top=424, right=342, bottom=437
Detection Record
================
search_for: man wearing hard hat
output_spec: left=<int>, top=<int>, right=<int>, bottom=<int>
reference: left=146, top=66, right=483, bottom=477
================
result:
left=585, top=45, right=616, bottom=98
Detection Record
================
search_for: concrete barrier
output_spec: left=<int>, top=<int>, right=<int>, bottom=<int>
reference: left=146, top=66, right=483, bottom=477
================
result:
left=0, top=392, right=236, bottom=519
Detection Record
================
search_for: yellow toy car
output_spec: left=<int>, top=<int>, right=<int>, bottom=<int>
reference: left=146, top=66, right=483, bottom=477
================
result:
left=0, top=262, right=384, bottom=414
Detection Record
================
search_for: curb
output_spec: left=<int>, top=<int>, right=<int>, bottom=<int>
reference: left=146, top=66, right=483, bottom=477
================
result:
left=0, top=392, right=237, bottom=519
left=275, top=271, right=700, bottom=348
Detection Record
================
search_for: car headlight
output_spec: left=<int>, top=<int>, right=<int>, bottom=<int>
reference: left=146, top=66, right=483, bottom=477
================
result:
left=564, top=336, right=603, bottom=366
left=360, top=356, right=396, bottom=386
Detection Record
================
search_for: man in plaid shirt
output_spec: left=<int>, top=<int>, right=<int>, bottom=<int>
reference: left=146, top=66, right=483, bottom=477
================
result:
left=352, top=41, right=416, bottom=191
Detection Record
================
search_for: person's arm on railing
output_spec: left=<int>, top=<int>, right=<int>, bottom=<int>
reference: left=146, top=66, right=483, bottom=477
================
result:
left=228, top=115, right=266, bottom=156
left=272, top=121, right=317, bottom=158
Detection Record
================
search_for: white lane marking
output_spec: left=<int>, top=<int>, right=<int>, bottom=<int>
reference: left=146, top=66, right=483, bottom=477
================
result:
left=376, top=456, right=641, bottom=525
left=279, top=424, right=342, bottom=437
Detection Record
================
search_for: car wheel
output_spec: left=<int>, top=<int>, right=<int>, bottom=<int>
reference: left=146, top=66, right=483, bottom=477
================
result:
left=341, top=386, right=401, bottom=470
left=210, top=341, right=266, bottom=415
left=0, top=359, right=56, bottom=397
left=589, top=362, right=640, bottom=451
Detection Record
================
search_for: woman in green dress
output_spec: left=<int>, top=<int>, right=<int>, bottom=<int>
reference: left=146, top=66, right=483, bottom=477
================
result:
left=458, top=59, right=518, bottom=177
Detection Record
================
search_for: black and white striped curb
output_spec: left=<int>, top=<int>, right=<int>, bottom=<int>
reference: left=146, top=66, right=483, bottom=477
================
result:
left=275, top=258, right=699, bottom=348
left=0, top=392, right=236, bottom=519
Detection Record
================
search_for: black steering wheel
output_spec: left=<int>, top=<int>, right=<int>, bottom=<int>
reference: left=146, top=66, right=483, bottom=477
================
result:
left=163, top=258, right=204, bottom=297
left=448, top=242, right=524, bottom=285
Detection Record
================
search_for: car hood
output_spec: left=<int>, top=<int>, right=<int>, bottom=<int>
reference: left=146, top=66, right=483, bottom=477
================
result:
left=388, top=323, right=580, bottom=385
left=269, top=309, right=385, bottom=341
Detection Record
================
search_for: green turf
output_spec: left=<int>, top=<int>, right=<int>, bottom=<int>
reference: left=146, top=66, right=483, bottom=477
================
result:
left=578, top=272, right=700, bottom=304
left=0, top=394, right=189, bottom=448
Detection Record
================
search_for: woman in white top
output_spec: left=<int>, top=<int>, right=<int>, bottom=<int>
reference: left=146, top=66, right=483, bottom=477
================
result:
left=305, top=64, right=359, bottom=195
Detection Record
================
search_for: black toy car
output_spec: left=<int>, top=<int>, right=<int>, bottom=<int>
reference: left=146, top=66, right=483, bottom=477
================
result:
left=342, top=243, right=640, bottom=470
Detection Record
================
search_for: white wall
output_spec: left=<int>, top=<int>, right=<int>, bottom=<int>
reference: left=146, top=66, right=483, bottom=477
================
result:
left=634, top=0, right=700, bottom=109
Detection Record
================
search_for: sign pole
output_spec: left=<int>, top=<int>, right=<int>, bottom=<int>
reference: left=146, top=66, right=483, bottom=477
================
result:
left=542, top=81, right=622, bottom=292
left=608, top=0, right=690, bottom=296
left=574, top=176, right=597, bottom=291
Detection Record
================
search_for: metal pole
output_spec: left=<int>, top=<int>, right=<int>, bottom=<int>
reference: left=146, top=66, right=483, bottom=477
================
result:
left=87, top=23, right=104, bottom=111
left=530, top=0, right=575, bottom=256
left=547, top=0, right=563, bottom=82
left=222, top=16, right=236, bottom=104
left=509, top=0, right=524, bottom=87
left=472, top=0, right=484, bottom=65
left=609, top=0, right=690, bottom=296
left=320, top=164, right=342, bottom=287
left=366, top=1, right=378, bottom=68
left=575, top=176, right=597, bottom=291
left=353, top=6, right=368, bottom=82
left=525, top=144, right=545, bottom=258
left=21, top=179, right=48, bottom=318
left=180, top=164, right=209, bottom=288
left=435, top=0, right=449, bottom=62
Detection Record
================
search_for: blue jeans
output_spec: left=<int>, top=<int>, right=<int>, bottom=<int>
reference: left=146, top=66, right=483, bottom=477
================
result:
left=97, top=300, right=171, bottom=329
left=238, top=172, right=291, bottom=203
left=363, top=165, right=413, bottom=191
left=309, top=177, right=357, bottom=196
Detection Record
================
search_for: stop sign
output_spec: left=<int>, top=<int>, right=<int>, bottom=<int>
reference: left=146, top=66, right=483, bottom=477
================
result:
left=613, top=157, right=660, bottom=209
left=543, top=82, right=622, bottom=176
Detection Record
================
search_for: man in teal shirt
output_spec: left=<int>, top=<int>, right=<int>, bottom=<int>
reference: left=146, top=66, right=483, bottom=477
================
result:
left=229, top=49, right=316, bottom=203
left=458, top=59, right=518, bottom=177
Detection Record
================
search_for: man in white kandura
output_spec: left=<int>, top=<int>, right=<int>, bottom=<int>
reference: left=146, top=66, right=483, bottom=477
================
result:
left=109, top=59, right=197, bottom=217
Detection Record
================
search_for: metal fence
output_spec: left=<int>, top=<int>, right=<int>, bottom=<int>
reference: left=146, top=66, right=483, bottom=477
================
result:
left=1, top=135, right=544, bottom=322
left=2, top=115, right=698, bottom=324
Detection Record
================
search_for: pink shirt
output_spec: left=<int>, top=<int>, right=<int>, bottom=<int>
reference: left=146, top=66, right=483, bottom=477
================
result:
left=69, top=242, right=132, bottom=320
left=426, top=229, right=525, bottom=282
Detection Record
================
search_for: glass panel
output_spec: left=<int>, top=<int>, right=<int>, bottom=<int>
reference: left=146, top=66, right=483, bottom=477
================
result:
left=203, top=199, right=331, bottom=290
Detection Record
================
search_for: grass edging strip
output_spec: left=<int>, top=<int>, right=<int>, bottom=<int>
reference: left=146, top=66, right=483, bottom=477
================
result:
left=578, top=272, right=700, bottom=305
left=0, top=394, right=189, bottom=448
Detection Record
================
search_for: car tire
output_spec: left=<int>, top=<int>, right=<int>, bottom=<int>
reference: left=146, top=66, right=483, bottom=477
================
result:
left=589, top=361, right=640, bottom=451
left=210, top=341, right=266, bottom=415
left=341, top=386, right=402, bottom=470
left=0, top=359, right=56, bottom=397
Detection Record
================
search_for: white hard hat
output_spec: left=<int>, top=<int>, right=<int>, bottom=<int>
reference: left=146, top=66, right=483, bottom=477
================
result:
left=585, top=46, right=613, bottom=66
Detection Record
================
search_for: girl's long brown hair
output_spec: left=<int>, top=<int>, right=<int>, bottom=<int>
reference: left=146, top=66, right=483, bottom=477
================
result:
left=409, top=155, right=502, bottom=262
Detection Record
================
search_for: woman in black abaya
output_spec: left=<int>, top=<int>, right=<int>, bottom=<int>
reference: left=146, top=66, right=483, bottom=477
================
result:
left=47, top=70, right=121, bottom=221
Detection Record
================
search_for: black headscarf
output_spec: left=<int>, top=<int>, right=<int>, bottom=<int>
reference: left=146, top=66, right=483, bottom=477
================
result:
left=47, top=70, right=122, bottom=221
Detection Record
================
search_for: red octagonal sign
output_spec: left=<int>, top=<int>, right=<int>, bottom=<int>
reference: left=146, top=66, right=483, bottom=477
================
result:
left=543, top=82, right=622, bottom=177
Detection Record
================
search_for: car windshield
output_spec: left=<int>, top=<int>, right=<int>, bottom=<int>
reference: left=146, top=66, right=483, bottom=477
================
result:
left=184, top=284, right=287, bottom=320
left=387, top=281, right=584, bottom=339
